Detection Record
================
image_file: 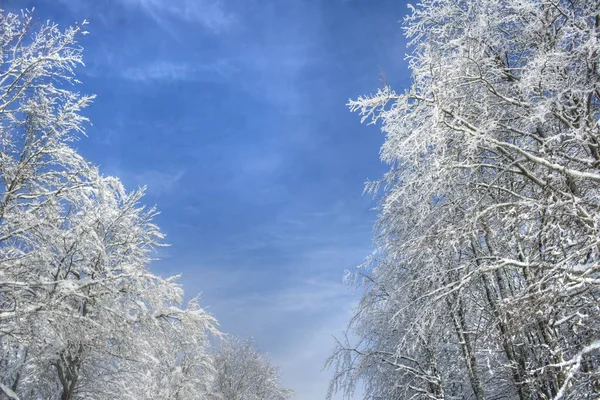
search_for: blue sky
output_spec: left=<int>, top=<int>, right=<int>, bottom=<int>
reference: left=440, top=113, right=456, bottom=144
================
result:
left=7, top=0, right=411, bottom=398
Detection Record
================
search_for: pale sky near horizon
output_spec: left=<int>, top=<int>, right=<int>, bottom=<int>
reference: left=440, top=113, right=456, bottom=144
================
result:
left=4, top=0, right=411, bottom=398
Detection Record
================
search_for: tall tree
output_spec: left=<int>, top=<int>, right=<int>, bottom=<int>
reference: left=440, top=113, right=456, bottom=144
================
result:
left=329, top=0, right=600, bottom=399
left=0, top=10, right=217, bottom=400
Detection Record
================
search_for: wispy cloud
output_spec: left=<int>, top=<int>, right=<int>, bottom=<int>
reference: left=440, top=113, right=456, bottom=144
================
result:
left=275, top=295, right=359, bottom=400
left=121, top=60, right=233, bottom=82
left=198, top=274, right=360, bottom=400
left=119, top=0, right=237, bottom=34
left=132, top=169, right=186, bottom=196
left=122, top=61, right=193, bottom=81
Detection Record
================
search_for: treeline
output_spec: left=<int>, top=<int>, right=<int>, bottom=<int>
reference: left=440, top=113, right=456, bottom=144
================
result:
left=328, top=0, right=600, bottom=399
left=0, top=11, right=291, bottom=400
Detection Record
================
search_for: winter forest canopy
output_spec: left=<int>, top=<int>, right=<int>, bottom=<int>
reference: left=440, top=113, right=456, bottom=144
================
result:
left=0, top=0, right=599, bottom=399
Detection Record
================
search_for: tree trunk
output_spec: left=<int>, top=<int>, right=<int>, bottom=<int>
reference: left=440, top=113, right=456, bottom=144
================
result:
left=449, top=296, right=485, bottom=400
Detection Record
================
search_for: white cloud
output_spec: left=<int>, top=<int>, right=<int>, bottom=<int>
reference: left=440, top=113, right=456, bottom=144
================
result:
left=133, top=169, right=185, bottom=196
left=121, top=60, right=233, bottom=82
left=120, top=0, right=237, bottom=34
left=275, top=303, right=361, bottom=400
left=122, top=61, right=194, bottom=81
left=245, top=280, right=360, bottom=400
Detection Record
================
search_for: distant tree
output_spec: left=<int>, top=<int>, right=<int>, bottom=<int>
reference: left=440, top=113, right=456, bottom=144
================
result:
left=211, top=338, right=293, bottom=400
left=329, top=0, right=600, bottom=399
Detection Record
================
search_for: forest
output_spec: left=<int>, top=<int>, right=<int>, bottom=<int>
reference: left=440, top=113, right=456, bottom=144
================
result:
left=1, top=0, right=600, bottom=399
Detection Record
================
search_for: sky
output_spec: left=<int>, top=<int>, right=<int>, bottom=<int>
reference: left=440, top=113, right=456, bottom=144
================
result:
left=4, top=0, right=411, bottom=398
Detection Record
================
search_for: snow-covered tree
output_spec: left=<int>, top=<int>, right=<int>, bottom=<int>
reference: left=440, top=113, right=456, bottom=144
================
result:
left=0, top=10, right=217, bottom=400
left=210, top=338, right=293, bottom=400
left=329, top=0, right=600, bottom=399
